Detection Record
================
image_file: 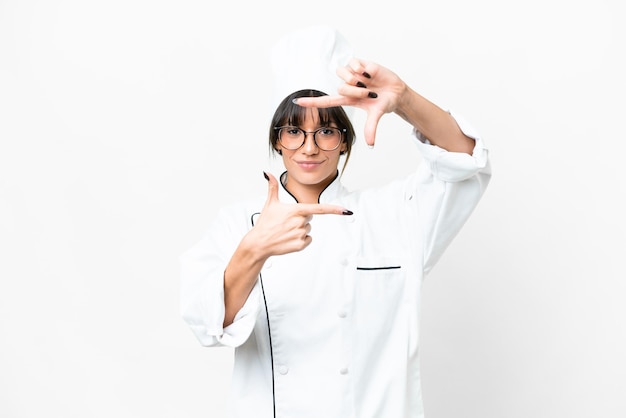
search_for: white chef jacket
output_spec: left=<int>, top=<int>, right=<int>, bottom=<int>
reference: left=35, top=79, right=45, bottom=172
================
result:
left=180, top=112, right=491, bottom=418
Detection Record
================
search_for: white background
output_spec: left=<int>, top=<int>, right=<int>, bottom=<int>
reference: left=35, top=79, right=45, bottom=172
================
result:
left=1, top=0, right=625, bottom=417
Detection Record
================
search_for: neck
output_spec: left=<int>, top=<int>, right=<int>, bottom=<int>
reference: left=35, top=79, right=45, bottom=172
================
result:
left=281, top=171, right=337, bottom=204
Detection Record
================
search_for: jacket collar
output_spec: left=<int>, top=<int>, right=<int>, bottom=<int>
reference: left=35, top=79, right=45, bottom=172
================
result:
left=278, top=170, right=343, bottom=204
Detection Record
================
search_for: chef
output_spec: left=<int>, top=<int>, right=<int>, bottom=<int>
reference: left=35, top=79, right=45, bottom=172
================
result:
left=180, top=25, right=491, bottom=418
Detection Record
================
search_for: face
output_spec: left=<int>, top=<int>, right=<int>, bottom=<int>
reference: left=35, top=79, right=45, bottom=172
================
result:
left=276, top=109, right=347, bottom=202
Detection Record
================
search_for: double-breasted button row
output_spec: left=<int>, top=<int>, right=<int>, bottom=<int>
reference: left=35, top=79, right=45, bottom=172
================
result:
left=275, top=364, right=348, bottom=376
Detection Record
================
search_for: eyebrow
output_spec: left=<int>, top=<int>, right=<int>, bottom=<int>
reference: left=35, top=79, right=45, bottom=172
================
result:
left=284, top=124, right=339, bottom=129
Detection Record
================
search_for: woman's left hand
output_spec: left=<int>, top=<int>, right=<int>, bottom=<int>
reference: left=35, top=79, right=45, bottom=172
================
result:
left=294, top=58, right=408, bottom=147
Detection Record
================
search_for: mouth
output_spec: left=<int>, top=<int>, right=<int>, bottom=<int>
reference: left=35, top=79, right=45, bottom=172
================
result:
left=296, top=161, right=323, bottom=170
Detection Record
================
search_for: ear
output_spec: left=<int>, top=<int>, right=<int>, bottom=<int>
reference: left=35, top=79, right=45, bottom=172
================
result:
left=339, top=142, right=347, bottom=155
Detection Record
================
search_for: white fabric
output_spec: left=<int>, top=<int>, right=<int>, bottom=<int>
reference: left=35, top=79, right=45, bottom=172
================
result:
left=180, top=113, right=491, bottom=418
left=269, top=25, right=354, bottom=113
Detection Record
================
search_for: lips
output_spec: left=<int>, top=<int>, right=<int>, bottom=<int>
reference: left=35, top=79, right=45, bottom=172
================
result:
left=296, top=161, right=323, bottom=170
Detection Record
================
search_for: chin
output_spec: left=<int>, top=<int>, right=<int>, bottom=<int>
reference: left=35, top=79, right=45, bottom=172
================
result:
left=294, top=171, right=333, bottom=185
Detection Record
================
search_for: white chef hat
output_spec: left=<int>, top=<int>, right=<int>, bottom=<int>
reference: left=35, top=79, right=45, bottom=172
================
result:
left=269, top=25, right=354, bottom=117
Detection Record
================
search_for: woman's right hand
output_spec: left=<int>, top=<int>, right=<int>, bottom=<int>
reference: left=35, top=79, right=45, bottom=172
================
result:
left=222, top=172, right=351, bottom=327
left=247, top=172, right=352, bottom=258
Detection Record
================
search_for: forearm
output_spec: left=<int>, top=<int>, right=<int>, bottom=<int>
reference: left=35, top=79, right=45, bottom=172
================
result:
left=223, top=234, right=268, bottom=327
left=395, top=86, right=475, bottom=154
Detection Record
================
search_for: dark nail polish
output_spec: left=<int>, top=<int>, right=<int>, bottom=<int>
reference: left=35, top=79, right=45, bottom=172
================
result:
left=362, top=72, right=371, bottom=79
left=368, top=92, right=378, bottom=99
left=342, top=210, right=354, bottom=216
left=263, top=171, right=269, bottom=181
left=356, top=81, right=367, bottom=88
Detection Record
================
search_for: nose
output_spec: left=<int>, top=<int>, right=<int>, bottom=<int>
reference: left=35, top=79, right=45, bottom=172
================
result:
left=301, top=132, right=319, bottom=154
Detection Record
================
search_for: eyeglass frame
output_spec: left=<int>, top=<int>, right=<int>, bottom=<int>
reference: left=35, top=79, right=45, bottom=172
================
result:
left=273, top=126, right=347, bottom=151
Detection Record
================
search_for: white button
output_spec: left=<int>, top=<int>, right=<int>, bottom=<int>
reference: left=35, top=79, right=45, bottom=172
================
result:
left=339, top=367, right=349, bottom=375
left=278, top=365, right=289, bottom=375
left=337, top=310, right=347, bottom=318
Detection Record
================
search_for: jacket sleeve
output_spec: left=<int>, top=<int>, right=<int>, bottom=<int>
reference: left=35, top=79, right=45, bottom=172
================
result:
left=410, top=111, right=492, bottom=274
left=179, top=205, right=262, bottom=347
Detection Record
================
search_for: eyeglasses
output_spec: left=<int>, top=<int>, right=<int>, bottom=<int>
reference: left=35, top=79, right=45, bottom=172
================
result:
left=274, top=126, right=346, bottom=151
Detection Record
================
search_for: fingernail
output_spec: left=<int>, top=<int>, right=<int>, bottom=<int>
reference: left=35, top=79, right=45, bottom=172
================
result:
left=342, top=210, right=354, bottom=216
left=292, top=98, right=299, bottom=104
left=367, top=144, right=375, bottom=149
left=263, top=171, right=269, bottom=181
left=368, top=92, right=378, bottom=99
left=356, top=81, right=367, bottom=88
left=362, top=72, right=371, bottom=79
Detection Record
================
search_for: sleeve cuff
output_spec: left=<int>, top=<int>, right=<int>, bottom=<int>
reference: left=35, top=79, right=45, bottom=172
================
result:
left=217, top=282, right=262, bottom=347
left=412, top=111, right=490, bottom=182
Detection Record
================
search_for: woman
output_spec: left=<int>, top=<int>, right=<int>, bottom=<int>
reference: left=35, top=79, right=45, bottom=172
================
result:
left=180, top=50, right=491, bottom=418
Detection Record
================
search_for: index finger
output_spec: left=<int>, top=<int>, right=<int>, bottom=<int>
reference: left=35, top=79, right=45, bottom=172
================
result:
left=293, top=95, right=351, bottom=109
left=295, top=203, right=353, bottom=216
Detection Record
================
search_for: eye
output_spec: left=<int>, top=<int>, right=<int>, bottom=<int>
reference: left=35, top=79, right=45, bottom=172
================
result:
left=284, top=127, right=302, bottom=136
left=318, top=128, right=336, bottom=136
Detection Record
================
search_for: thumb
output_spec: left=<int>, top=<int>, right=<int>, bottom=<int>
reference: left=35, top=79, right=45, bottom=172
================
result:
left=263, top=171, right=279, bottom=206
left=363, top=110, right=384, bottom=147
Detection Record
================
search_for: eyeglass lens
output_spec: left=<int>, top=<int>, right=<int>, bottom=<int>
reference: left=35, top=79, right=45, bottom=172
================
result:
left=278, top=127, right=341, bottom=151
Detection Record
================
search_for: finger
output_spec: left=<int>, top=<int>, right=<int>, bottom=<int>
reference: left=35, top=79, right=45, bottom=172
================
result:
left=296, top=203, right=354, bottom=216
left=347, top=57, right=367, bottom=76
left=363, top=110, right=384, bottom=147
left=337, top=83, right=378, bottom=100
left=263, top=171, right=279, bottom=206
left=293, top=95, right=350, bottom=109
left=348, top=58, right=375, bottom=80
left=336, top=65, right=365, bottom=87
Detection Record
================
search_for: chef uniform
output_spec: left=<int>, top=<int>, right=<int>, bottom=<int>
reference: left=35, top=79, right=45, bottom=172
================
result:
left=180, top=26, right=491, bottom=418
